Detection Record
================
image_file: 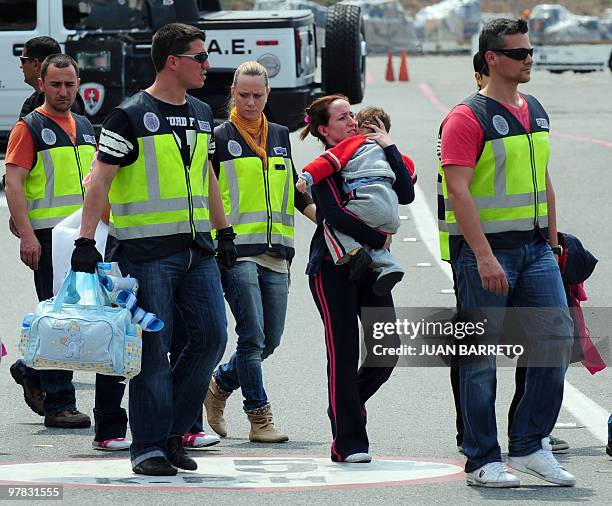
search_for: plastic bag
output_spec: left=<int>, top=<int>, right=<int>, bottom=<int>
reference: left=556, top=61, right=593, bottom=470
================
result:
left=52, top=209, right=108, bottom=295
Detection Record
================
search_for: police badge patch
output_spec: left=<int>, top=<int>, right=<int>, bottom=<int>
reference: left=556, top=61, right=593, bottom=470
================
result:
left=273, top=146, right=288, bottom=157
left=41, top=128, right=57, bottom=146
left=143, top=112, right=160, bottom=133
left=228, top=140, right=242, bottom=157
left=492, top=115, right=510, bottom=136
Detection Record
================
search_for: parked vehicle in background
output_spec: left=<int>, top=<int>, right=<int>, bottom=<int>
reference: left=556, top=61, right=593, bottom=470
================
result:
left=415, top=0, right=480, bottom=53
left=529, top=4, right=612, bottom=73
left=0, top=0, right=366, bottom=151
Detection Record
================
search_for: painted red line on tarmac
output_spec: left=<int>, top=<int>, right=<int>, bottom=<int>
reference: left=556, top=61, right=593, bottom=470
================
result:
left=417, top=82, right=450, bottom=114
left=366, top=69, right=374, bottom=86
left=418, top=81, right=612, bottom=149
left=549, top=130, right=612, bottom=149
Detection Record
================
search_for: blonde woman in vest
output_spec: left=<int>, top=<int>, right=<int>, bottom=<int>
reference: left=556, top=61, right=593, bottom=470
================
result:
left=202, top=61, right=316, bottom=442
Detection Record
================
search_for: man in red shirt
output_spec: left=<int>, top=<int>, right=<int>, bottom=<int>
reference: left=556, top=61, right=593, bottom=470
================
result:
left=439, top=18, right=575, bottom=488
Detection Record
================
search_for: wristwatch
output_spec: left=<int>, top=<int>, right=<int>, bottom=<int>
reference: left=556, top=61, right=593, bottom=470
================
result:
left=551, top=245, right=563, bottom=256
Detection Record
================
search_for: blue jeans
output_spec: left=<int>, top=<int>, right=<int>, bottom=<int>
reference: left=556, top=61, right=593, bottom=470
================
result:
left=215, top=261, right=289, bottom=412
left=19, top=230, right=76, bottom=415
left=452, top=238, right=572, bottom=472
left=118, top=249, right=227, bottom=466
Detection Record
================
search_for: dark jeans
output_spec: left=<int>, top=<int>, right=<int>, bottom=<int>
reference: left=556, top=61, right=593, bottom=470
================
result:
left=94, top=374, right=128, bottom=441
left=118, top=249, right=227, bottom=466
left=309, top=260, right=398, bottom=461
left=215, top=261, right=289, bottom=412
left=452, top=238, right=573, bottom=472
left=20, top=229, right=76, bottom=415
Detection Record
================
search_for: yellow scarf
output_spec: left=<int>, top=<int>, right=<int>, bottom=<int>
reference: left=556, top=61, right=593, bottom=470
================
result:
left=230, top=107, right=269, bottom=169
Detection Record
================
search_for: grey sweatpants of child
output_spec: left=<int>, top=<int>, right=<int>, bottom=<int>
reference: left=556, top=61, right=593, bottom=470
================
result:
left=324, top=180, right=402, bottom=278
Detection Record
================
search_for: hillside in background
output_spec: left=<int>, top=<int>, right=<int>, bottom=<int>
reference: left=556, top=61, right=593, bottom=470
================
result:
left=229, top=0, right=612, bottom=17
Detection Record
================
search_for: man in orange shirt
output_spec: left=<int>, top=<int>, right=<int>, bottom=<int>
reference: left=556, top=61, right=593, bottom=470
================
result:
left=5, top=54, right=93, bottom=429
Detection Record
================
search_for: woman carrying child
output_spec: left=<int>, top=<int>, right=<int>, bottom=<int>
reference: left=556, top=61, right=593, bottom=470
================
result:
left=300, top=95, right=415, bottom=463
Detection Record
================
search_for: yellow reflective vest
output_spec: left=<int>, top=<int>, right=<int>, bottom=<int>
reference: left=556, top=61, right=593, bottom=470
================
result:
left=108, top=92, right=213, bottom=241
left=22, top=111, right=96, bottom=229
left=438, top=93, right=550, bottom=261
left=214, top=121, right=295, bottom=260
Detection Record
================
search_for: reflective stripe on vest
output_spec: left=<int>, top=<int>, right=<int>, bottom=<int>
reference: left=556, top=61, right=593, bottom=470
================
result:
left=219, top=156, right=295, bottom=249
left=441, top=134, right=549, bottom=235
left=109, top=133, right=210, bottom=241
left=23, top=111, right=95, bottom=230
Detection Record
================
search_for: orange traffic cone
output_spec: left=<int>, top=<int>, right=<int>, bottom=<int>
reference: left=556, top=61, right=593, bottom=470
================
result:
left=399, top=50, right=410, bottom=82
left=385, top=50, right=395, bottom=82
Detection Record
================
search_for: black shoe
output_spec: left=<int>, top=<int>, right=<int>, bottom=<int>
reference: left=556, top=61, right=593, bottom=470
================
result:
left=10, top=361, right=45, bottom=416
left=347, top=249, right=372, bottom=282
left=372, top=271, right=404, bottom=296
left=167, top=436, right=197, bottom=471
left=44, top=409, right=91, bottom=428
left=607, top=443, right=612, bottom=457
left=132, top=457, right=177, bottom=476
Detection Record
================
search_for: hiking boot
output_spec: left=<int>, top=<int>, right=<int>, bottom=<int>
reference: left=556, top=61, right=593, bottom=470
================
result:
left=247, top=405, right=289, bottom=443
left=549, top=435, right=570, bottom=453
left=466, top=462, right=520, bottom=488
left=10, top=361, right=45, bottom=416
left=167, top=435, right=197, bottom=471
left=44, top=409, right=91, bottom=429
left=507, top=437, right=576, bottom=486
left=203, top=376, right=230, bottom=437
left=132, top=457, right=177, bottom=476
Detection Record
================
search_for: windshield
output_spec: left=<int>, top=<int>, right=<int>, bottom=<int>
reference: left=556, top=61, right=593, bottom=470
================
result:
left=63, top=0, right=150, bottom=30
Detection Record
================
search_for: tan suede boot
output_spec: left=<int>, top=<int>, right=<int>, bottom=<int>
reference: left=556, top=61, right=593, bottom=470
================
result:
left=203, top=376, right=230, bottom=437
left=247, top=405, right=289, bottom=443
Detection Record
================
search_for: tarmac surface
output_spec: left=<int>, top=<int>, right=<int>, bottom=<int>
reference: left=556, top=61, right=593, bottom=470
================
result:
left=0, top=55, right=611, bottom=505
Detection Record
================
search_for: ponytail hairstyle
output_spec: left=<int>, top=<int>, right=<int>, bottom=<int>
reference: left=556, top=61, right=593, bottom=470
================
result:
left=299, top=94, right=349, bottom=144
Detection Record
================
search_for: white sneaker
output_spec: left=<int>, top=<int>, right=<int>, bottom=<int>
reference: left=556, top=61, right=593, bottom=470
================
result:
left=92, top=438, right=131, bottom=451
left=343, top=453, right=372, bottom=463
left=182, top=432, right=221, bottom=448
left=507, top=437, right=576, bottom=486
left=466, top=462, right=520, bottom=488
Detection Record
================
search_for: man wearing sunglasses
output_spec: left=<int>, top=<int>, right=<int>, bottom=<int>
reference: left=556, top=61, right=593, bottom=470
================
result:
left=438, top=18, right=575, bottom=488
left=72, top=22, right=236, bottom=477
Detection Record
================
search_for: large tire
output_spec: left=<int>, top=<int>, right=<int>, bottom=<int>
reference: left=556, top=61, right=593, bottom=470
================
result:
left=322, top=3, right=366, bottom=104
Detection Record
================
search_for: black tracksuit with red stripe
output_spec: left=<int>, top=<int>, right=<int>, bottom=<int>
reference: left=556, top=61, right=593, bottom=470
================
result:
left=307, top=144, right=414, bottom=461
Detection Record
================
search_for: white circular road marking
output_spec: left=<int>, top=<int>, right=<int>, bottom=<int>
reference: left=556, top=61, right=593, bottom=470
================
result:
left=0, top=456, right=464, bottom=491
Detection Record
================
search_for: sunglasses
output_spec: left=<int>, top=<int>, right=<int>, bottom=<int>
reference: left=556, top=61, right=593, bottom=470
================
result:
left=492, top=47, right=534, bottom=61
left=19, top=56, right=32, bottom=65
left=173, top=52, right=209, bottom=64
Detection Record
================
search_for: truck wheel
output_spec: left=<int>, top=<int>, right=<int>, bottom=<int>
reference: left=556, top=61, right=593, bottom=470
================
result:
left=322, top=3, right=366, bottom=104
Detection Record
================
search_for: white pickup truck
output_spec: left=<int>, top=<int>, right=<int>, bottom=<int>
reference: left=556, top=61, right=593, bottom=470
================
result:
left=0, top=0, right=366, bottom=149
